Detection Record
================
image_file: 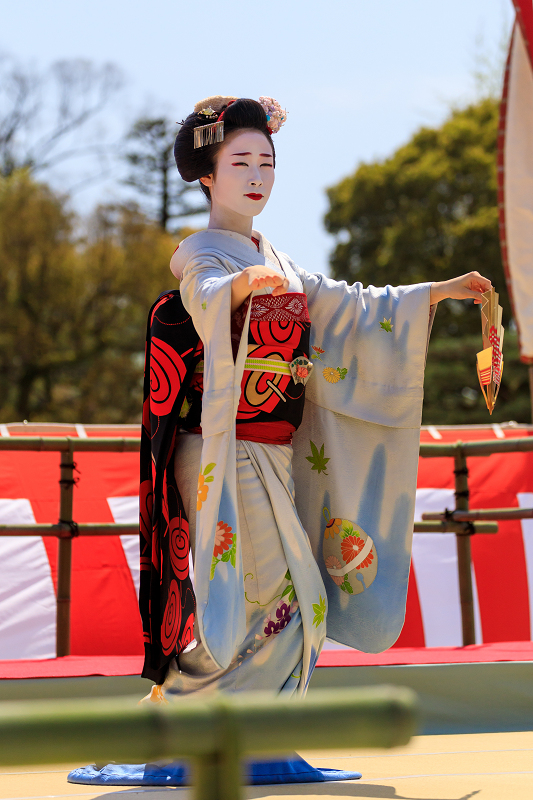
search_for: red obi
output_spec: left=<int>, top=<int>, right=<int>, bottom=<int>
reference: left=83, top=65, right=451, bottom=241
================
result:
left=184, top=293, right=312, bottom=446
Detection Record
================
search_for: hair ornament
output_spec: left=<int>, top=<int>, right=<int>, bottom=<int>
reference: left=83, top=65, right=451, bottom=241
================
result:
left=192, top=95, right=287, bottom=149
left=194, top=120, right=225, bottom=149
left=193, top=95, right=237, bottom=149
left=258, top=96, right=288, bottom=135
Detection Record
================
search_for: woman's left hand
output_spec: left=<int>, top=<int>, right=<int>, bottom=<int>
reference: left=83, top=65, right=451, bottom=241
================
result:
left=430, top=271, right=492, bottom=305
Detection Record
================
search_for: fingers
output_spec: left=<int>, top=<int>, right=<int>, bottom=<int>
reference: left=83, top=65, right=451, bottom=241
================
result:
left=249, top=273, right=285, bottom=291
left=466, top=272, right=491, bottom=292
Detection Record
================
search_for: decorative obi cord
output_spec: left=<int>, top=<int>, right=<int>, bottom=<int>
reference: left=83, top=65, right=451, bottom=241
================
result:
left=182, top=293, right=313, bottom=445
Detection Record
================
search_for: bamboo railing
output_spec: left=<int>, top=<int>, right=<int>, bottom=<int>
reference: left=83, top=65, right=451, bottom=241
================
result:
left=0, top=687, right=417, bottom=798
left=0, top=434, right=532, bottom=654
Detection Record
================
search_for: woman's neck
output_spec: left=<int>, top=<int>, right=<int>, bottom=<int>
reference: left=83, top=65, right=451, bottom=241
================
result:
left=207, top=205, right=253, bottom=238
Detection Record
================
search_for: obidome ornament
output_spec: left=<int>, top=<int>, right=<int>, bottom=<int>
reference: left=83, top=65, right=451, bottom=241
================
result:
left=290, top=357, right=313, bottom=385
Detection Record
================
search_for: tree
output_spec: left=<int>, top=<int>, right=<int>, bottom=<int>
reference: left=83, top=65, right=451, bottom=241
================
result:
left=324, top=98, right=530, bottom=423
left=123, top=116, right=206, bottom=232
left=0, top=54, right=123, bottom=186
left=0, top=170, right=177, bottom=423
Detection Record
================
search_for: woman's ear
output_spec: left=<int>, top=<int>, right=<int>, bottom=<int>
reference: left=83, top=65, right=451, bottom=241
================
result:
left=200, top=174, right=213, bottom=187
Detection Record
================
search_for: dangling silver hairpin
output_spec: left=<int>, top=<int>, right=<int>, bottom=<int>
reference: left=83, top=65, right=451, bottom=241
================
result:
left=194, top=120, right=224, bottom=149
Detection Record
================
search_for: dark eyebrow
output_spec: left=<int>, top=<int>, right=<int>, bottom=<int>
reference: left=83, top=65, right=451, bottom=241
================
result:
left=231, top=152, right=273, bottom=157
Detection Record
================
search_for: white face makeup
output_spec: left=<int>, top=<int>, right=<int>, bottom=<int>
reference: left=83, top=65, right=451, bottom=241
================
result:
left=201, top=130, right=275, bottom=222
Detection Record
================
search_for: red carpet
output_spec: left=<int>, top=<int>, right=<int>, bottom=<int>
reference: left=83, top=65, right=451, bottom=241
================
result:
left=316, top=640, right=533, bottom=667
left=1, top=642, right=533, bottom=680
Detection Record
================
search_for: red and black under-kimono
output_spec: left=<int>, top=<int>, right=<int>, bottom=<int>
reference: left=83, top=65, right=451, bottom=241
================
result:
left=140, top=290, right=311, bottom=683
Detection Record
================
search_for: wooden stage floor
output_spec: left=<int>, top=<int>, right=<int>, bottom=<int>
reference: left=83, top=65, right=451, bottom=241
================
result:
left=2, top=731, right=533, bottom=800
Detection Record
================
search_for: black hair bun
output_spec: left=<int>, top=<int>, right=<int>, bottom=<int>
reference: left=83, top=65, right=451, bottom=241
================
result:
left=174, top=97, right=275, bottom=200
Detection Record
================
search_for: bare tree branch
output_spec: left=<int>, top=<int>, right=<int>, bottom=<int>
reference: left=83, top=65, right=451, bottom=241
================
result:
left=0, top=54, right=124, bottom=179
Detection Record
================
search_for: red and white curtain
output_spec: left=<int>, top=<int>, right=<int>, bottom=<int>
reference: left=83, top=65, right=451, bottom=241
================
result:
left=0, top=425, right=532, bottom=659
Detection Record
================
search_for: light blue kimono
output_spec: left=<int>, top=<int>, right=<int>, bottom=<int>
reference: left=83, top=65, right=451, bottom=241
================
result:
left=162, top=228, right=432, bottom=698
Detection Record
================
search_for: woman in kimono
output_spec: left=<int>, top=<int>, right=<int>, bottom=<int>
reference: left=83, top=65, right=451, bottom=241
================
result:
left=141, top=95, right=491, bottom=703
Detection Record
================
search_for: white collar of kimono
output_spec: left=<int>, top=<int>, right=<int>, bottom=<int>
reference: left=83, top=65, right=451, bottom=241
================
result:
left=207, top=227, right=264, bottom=255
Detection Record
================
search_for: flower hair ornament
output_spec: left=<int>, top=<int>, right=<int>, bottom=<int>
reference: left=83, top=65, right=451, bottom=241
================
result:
left=192, top=95, right=287, bottom=149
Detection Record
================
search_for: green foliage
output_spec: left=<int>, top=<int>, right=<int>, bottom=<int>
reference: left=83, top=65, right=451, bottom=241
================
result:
left=0, top=170, right=179, bottom=423
left=340, top=576, right=354, bottom=594
left=325, top=98, right=505, bottom=339
left=325, top=98, right=531, bottom=423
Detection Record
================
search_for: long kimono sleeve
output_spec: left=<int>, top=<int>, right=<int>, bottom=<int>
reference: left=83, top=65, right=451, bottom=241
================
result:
left=179, top=254, right=239, bottom=437
left=290, top=262, right=432, bottom=428
left=285, top=260, right=434, bottom=653
left=176, top=251, right=253, bottom=669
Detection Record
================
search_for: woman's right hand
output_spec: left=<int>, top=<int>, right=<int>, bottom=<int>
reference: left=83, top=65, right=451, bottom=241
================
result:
left=245, top=265, right=289, bottom=294
left=231, top=265, right=289, bottom=313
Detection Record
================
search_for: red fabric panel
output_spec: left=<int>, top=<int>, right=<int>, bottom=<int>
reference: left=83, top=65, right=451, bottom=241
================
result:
left=392, top=563, right=425, bottom=647
left=469, top=452, right=531, bottom=642
left=2, top=450, right=143, bottom=656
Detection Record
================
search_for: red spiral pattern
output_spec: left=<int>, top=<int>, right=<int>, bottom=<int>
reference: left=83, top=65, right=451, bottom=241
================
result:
left=250, top=319, right=303, bottom=349
left=180, top=612, right=195, bottom=651
left=169, top=514, right=190, bottom=579
left=150, top=337, right=187, bottom=417
left=161, top=579, right=182, bottom=656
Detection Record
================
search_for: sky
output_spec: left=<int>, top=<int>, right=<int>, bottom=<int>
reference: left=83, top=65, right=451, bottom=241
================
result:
left=1, top=0, right=512, bottom=275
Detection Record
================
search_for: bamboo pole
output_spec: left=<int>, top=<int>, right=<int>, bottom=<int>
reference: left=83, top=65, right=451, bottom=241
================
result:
left=0, top=687, right=417, bottom=770
left=420, top=436, right=533, bottom=458
left=0, top=523, right=138, bottom=536
left=453, top=443, right=476, bottom=646
left=529, top=365, right=533, bottom=425
left=0, top=434, right=530, bottom=457
left=0, top=436, right=140, bottom=452
left=414, top=521, right=497, bottom=534
left=56, top=444, right=75, bottom=657
left=422, top=507, right=533, bottom=521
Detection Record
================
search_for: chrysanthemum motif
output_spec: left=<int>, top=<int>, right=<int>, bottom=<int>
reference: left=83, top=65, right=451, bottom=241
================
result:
left=341, top=535, right=364, bottom=564
left=325, top=555, right=343, bottom=586
left=323, top=367, right=340, bottom=384
left=356, top=550, right=374, bottom=570
left=213, top=521, right=233, bottom=557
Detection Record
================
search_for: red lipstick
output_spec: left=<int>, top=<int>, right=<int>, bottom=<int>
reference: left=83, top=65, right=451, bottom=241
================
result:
left=245, top=193, right=263, bottom=201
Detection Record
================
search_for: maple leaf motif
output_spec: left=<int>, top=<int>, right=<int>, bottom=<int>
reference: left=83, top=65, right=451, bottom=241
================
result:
left=312, top=594, right=327, bottom=627
left=380, top=317, right=393, bottom=332
left=306, top=440, right=330, bottom=475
